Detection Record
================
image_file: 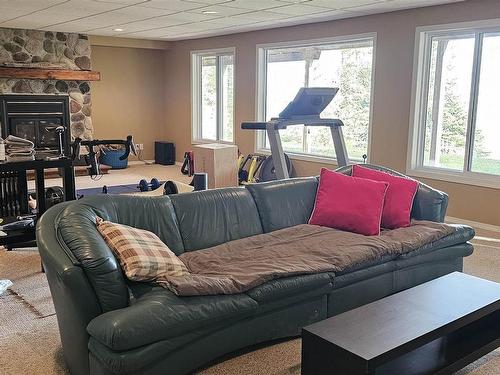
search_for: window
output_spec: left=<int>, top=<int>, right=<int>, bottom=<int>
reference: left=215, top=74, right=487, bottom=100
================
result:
left=256, top=36, right=375, bottom=162
left=191, top=48, right=234, bottom=143
left=409, top=21, right=500, bottom=187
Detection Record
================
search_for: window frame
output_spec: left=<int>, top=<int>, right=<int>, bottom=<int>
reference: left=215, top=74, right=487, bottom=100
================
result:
left=255, top=33, right=377, bottom=164
left=408, top=19, right=500, bottom=189
left=191, top=47, right=235, bottom=144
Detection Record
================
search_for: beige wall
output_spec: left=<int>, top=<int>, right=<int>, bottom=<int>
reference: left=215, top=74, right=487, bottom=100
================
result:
left=91, top=45, right=167, bottom=160
left=163, top=0, right=500, bottom=226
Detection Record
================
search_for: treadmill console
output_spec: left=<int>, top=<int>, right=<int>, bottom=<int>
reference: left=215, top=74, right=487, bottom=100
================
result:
left=278, top=87, right=339, bottom=120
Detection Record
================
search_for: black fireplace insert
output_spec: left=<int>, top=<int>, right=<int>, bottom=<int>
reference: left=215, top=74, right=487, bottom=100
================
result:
left=0, top=94, right=71, bottom=157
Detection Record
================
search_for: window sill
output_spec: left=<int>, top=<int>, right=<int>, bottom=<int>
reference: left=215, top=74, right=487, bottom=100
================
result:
left=407, top=167, right=500, bottom=190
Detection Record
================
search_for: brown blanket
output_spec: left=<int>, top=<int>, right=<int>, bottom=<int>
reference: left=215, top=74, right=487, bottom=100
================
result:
left=158, top=221, right=455, bottom=296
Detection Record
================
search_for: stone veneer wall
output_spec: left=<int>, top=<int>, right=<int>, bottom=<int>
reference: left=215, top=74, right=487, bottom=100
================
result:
left=0, top=28, right=93, bottom=140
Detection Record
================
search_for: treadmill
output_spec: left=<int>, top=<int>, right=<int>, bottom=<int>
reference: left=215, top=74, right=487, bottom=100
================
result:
left=241, top=87, right=349, bottom=179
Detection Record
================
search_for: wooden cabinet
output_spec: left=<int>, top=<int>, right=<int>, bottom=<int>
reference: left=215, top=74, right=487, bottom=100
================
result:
left=193, top=143, right=238, bottom=189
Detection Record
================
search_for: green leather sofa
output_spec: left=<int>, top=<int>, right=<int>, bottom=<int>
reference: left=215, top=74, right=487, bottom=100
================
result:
left=36, top=165, right=475, bottom=375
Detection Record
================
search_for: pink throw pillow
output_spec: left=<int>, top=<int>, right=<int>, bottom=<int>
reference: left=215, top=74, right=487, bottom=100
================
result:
left=352, top=165, right=418, bottom=229
left=309, top=168, right=389, bottom=236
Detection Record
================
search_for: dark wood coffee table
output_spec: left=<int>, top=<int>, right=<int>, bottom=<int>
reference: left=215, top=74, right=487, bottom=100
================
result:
left=302, top=272, right=500, bottom=375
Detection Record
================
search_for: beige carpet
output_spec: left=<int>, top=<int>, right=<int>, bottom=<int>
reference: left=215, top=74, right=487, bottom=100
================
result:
left=27, top=163, right=192, bottom=191
left=0, top=227, right=499, bottom=375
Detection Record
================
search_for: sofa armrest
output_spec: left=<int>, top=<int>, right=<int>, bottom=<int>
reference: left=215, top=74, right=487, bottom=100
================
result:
left=87, top=290, right=258, bottom=352
left=411, top=182, right=448, bottom=222
left=37, top=202, right=102, bottom=375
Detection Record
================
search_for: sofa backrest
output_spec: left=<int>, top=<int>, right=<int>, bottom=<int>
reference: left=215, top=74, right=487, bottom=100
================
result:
left=54, top=195, right=184, bottom=312
left=335, top=164, right=449, bottom=222
left=246, top=177, right=318, bottom=233
left=169, top=187, right=263, bottom=251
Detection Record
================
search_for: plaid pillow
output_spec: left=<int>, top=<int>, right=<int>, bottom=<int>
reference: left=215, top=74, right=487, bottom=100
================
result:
left=96, top=217, right=189, bottom=282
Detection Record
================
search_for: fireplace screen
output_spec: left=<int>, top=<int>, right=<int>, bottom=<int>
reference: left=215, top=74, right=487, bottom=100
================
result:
left=9, top=118, right=62, bottom=149
left=0, top=95, right=70, bottom=157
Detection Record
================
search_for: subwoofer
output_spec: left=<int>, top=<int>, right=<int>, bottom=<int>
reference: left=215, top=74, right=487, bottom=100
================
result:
left=154, top=141, right=175, bottom=165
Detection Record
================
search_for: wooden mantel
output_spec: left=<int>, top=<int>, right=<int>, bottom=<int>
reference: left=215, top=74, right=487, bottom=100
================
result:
left=0, top=67, right=101, bottom=81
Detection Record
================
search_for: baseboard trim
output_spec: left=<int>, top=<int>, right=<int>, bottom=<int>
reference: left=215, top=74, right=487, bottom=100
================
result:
left=445, top=216, right=500, bottom=233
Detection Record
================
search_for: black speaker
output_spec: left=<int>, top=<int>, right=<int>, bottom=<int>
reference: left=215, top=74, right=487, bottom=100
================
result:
left=154, top=141, right=175, bottom=165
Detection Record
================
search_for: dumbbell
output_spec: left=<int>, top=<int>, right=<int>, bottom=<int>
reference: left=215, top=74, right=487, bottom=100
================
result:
left=138, top=178, right=161, bottom=192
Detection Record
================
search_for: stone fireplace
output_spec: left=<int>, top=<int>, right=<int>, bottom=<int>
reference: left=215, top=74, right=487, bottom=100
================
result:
left=0, top=28, right=94, bottom=140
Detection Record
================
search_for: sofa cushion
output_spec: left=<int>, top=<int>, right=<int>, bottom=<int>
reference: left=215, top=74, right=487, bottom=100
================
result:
left=310, top=168, right=389, bottom=236
left=396, top=224, right=475, bottom=260
left=246, top=273, right=332, bottom=303
left=352, top=164, right=418, bottom=229
left=246, top=177, right=318, bottom=233
left=170, top=188, right=263, bottom=251
left=87, top=288, right=259, bottom=351
left=96, top=217, right=189, bottom=282
left=335, top=164, right=449, bottom=222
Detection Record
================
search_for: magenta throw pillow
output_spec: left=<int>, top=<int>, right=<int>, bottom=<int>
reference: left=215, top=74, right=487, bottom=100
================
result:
left=309, top=168, right=389, bottom=236
left=352, top=165, right=418, bottom=229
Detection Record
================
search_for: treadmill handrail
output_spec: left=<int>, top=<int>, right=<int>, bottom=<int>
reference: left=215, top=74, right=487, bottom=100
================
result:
left=241, top=122, right=268, bottom=130
left=241, top=118, right=343, bottom=131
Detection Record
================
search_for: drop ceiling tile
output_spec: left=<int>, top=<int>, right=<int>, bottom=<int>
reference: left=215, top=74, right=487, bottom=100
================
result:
left=182, top=0, right=237, bottom=4
left=43, top=23, right=91, bottom=33
left=0, top=12, right=79, bottom=28
left=188, top=19, right=241, bottom=30
left=4, top=0, right=129, bottom=29
left=121, top=29, right=173, bottom=38
left=159, top=25, right=199, bottom=34
left=92, top=0, right=148, bottom=4
left=269, top=4, right=331, bottom=15
left=71, top=6, right=177, bottom=31
left=0, top=0, right=67, bottom=11
left=229, top=10, right=291, bottom=22
left=48, top=0, right=128, bottom=15
left=185, top=5, right=252, bottom=17
left=0, top=1, right=67, bottom=24
left=137, top=0, right=207, bottom=11
left=385, top=0, right=463, bottom=8
left=1, top=19, right=52, bottom=29
left=224, top=0, right=289, bottom=11
left=276, top=0, right=317, bottom=2
left=280, top=9, right=359, bottom=22
left=300, top=0, right=387, bottom=10
left=105, top=11, right=222, bottom=34
left=345, top=0, right=457, bottom=13
left=149, top=11, right=222, bottom=24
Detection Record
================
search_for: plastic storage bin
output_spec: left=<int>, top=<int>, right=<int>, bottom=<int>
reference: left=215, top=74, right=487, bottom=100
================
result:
left=100, top=150, right=128, bottom=169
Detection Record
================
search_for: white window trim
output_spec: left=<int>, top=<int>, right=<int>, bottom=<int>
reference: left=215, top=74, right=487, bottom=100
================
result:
left=191, top=47, right=235, bottom=144
left=407, top=18, right=500, bottom=190
left=254, top=33, right=377, bottom=165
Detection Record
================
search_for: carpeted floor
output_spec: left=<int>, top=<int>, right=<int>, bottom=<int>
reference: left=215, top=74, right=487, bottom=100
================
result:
left=0, top=227, right=499, bottom=375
